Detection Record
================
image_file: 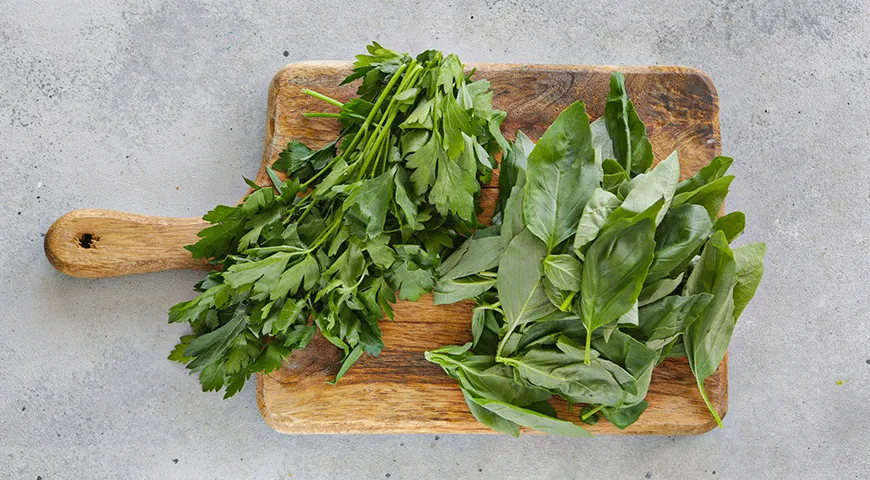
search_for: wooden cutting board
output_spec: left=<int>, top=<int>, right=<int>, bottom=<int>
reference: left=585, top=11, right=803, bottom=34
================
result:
left=45, top=61, right=725, bottom=435
left=257, top=62, right=725, bottom=435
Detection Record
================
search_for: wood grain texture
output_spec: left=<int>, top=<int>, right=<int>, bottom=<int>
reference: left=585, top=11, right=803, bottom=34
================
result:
left=257, top=62, right=726, bottom=435
left=44, top=209, right=209, bottom=278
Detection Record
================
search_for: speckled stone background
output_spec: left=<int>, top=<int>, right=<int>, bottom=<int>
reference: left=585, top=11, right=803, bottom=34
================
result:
left=1, top=1, right=868, bottom=479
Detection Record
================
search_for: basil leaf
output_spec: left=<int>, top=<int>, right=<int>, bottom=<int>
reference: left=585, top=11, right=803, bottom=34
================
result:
left=713, top=211, right=746, bottom=243
left=646, top=204, right=713, bottom=283
left=672, top=175, right=734, bottom=222
left=436, top=229, right=502, bottom=281
left=500, top=174, right=526, bottom=249
left=602, top=158, right=629, bottom=194
left=473, top=397, right=592, bottom=437
left=600, top=401, right=650, bottom=429
left=573, top=188, right=622, bottom=259
left=675, top=156, right=733, bottom=195
left=579, top=216, right=656, bottom=362
left=683, top=231, right=738, bottom=427
left=603, top=72, right=654, bottom=176
left=524, top=101, right=602, bottom=251
left=617, top=301, right=639, bottom=326
left=638, top=273, right=685, bottom=306
left=502, top=347, right=626, bottom=406
left=433, top=275, right=497, bottom=305
left=732, top=243, right=766, bottom=320
left=497, top=229, right=556, bottom=344
left=462, top=391, right=520, bottom=437
left=633, top=293, right=714, bottom=350
left=543, top=254, right=582, bottom=292
left=471, top=307, right=488, bottom=347
left=611, top=150, right=680, bottom=225
left=591, top=329, right=658, bottom=403
left=426, top=351, right=550, bottom=406
left=541, top=275, right=566, bottom=310
left=590, top=117, right=614, bottom=161
left=498, top=130, right=532, bottom=213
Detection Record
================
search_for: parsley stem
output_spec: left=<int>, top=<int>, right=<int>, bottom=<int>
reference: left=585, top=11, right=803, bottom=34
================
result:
left=296, top=192, right=321, bottom=222
left=341, top=63, right=408, bottom=160
left=308, top=214, right=343, bottom=252
left=580, top=404, right=604, bottom=421
left=303, top=112, right=342, bottom=119
left=356, top=63, right=420, bottom=180
left=301, top=155, right=340, bottom=188
left=357, top=60, right=423, bottom=179
left=302, top=89, right=343, bottom=107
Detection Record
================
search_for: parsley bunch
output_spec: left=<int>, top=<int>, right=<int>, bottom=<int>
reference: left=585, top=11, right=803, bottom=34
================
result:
left=169, top=43, right=504, bottom=397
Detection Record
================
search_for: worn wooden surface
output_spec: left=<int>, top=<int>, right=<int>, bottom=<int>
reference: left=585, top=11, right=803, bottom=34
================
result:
left=45, top=209, right=209, bottom=278
left=44, top=61, right=725, bottom=435
left=257, top=62, right=725, bottom=435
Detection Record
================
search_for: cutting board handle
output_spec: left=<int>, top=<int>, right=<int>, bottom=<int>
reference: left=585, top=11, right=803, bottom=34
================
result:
left=44, top=209, right=211, bottom=278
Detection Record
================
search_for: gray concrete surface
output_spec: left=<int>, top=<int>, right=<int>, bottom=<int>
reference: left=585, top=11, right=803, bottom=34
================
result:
left=1, top=0, right=868, bottom=478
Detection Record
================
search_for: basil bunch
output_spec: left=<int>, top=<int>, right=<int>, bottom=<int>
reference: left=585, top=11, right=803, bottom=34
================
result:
left=428, top=72, right=766, bottom=436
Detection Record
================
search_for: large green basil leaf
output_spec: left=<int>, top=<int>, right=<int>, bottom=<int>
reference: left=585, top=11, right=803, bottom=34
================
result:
left=498, top=131, right=533, bottom=214
left=683, top=231, right=738, bottom=427
left=591, top=329, right=659, bottom=404
left=433, top=276, right=497, bottom=305
left=498, top=229, right=556, bottom=340
left=462, top=391, right=520, bottom=437
left=646, top=204, right=712, bottom=282
left=558, top=335, right=637, bottom=395
left=603, top=72, right=654, bottom=176
left=600, top=401, right=649, bottom=429
left=590, top=117, right=614, bottom=161
left=638, top=273, right=684, bottom=306
left=426, top=350, right=550, bottom=406
left=579, top=216, right=656, bottom=362
left=500, top=174, right=527, bottom=249
left=473, top=397, right=592, bottom=437
left=602, top=158, right=629, bottom=195
left=436, top=228, right=502, bottom=282
left=524, top=101, right=602, bottom=251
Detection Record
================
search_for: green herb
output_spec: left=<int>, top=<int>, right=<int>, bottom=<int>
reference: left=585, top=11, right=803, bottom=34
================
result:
left=170, top=43, right=503, bottom=397
left=426, top=72, right=765, bottom=435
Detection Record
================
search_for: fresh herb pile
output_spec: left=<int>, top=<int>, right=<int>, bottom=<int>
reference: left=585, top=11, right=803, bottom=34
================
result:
left=168, top=43, right=505, bottom=397
left=426, top=73, right=766, bottom=436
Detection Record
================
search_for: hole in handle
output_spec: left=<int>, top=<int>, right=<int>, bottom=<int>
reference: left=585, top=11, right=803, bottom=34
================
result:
left=78, top=233, right=99, bottom=249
